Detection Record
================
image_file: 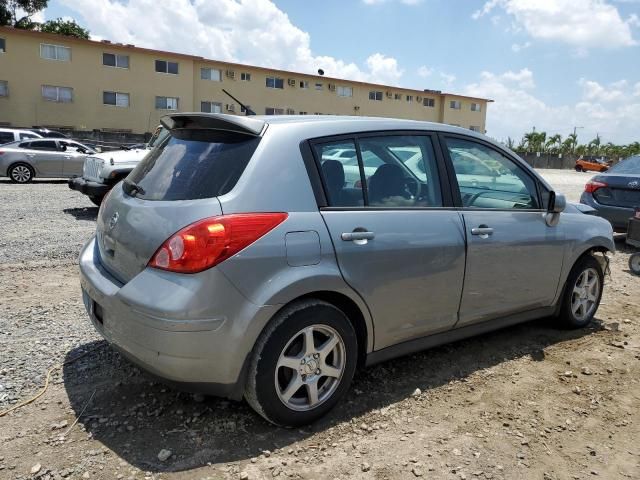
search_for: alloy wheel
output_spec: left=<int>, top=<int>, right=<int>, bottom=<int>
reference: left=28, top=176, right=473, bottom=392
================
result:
left=11, top=165, right=32, bottom=183
left=571, top=267, right=600, bottom=321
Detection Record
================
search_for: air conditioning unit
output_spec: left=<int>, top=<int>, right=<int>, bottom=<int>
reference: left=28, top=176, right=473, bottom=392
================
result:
left=287, top=78, right=296, bottom=87
left=226, top=70, right=236, bottom=79
left=417, top=96, right=422, bottom=102
left=328, top=84, right=336, bottom=92
left=226, top=103, right=235, bottom=112
left=386, top=92, right=393, bottom=98
left=353, top=106, right=360, bottom=111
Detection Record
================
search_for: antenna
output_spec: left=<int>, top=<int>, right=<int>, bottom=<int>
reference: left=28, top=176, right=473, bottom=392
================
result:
left=221, top=89, right=256, bottom=116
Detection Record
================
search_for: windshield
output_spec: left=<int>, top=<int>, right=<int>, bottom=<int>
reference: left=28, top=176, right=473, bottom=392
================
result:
left=608, top=156, right=640, bottom=174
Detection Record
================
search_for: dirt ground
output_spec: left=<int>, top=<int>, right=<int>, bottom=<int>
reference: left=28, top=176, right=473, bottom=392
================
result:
left=0, top=170, right=639, bottom=480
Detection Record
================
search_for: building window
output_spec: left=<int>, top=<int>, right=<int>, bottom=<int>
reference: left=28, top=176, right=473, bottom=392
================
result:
left=241, top=72, right=251, bottom=81
left=103, top=53, right=129, bottom=68
left=299, top=111, right=308, bottom=115
left=406, top=95, right=413, bottom=103
left=265, top=107, right=284, bottom=115
left=0, top=80, right=7, bottom=97
left=315, top=83, right=323, bottom=90
left=394, top=93, right=402, bottom=100
left=42, top=85, right=73, bottom=103
left=201, top=67, right=221, bottom=81
left=300, top=80, right=309, bottom=89
left=470, top=126, right=481, bottom=132
left=450, top=100, right=462, bottom=110
left=155, top=96, right=179, bottom=110
left=337, top=86, right=353, bottom=97
left=201, top=101, right=222, bottom=113
left=240, top=104, right=252, bottom=114
left=103, top=91, right=130, bottom=107
left=423, top=98, right=435, bottom=107
left=471, top=102, right=481, bottom=112
left=286, top=108, right=295, bottom=115
left=155, top=60, right=179, bottom=74
left=266, top=77, right=284, bottom=89
left=369, top=91, right=383, bottom=101
left=40, top=44, right=71, bottom=61
left=0, top=38, right=5, bottom=53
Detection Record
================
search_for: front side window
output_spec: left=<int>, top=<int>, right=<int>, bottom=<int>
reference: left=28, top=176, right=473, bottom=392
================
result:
left=201, top=101, right=222, bottom=113
left=103, top=53, right=129, bottom=68
left=201, top=67, right=221, bottom=81
left=155, top=96, right=179, bottom=110
left=337, top=86, right=352, bottom=97
left=266, top=77, right=284, bottom=89
left=40, top=44, right=71, bottom=61
left=42, top=85, right=73, bottom=103
left=155, top=60, right=179, bottom=74
left=445, top=137, right=539, bottom=210
left=28, top=140, right=59, bottom=151
left=450, top=100, right=462, bottom=110
left=369, top=91, right=383, bottom=101
left=0, top=80, right=7, bottom=97
left=20, top=133, right=38, bottom=139
left=103, top=91, right=130, bottom=107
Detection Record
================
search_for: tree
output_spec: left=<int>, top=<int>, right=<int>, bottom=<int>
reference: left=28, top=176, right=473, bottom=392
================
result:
left=588, top=135, right=601, bottom=155
left=0, top=0, right=48, bottom=27
left=546, top=134, right=562, bottom=154
left=40, top=18, right=89, bottom=39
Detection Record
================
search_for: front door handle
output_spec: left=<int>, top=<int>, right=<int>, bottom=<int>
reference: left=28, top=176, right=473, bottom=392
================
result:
left=341, top=231, right=375, bottom=242
left=471, top=225, right=494, bottom=237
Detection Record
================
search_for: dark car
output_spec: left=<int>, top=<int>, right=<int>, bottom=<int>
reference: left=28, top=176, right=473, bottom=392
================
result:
left=25, top=127, right=69, bottom=138
left=580, top=155, right=640, bottom=231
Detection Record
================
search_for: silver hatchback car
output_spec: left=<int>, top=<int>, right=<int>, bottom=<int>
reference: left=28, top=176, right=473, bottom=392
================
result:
left=79, top=114, right=614, bottom=426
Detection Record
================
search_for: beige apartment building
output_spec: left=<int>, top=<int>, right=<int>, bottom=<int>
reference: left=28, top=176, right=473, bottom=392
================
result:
left=0, top=26, right=491, bottom=134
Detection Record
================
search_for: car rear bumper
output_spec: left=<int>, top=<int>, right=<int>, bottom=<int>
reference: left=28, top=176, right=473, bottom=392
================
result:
left=580, top=192, right=634, bottom=231
left=68, top=176, right=110, bottom=198
left=78, top=237, right=279, bottom=400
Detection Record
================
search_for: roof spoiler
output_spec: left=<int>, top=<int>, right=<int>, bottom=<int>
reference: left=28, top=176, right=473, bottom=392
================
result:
left=161, top=113, right=266, bottom=137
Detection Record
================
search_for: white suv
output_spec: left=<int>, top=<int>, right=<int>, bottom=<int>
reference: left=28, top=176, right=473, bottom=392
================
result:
left=0, top=128, right=42, bottom=145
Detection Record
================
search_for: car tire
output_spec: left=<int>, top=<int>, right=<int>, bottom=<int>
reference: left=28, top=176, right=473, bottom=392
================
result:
left=629, top=253, right=640, bottom=275
left=244, top=299, right=358, bottom=427
left=8, top=163, right=34, bottom=183
left=89, top=196, right=104, bottom=207
left=558, top=255, right=604, bottom=328
left=574, top=165, right=583, bottom=172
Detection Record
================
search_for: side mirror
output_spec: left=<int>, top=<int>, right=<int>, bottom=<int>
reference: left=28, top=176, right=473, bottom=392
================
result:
left=548, top=191, right=566, bottom=214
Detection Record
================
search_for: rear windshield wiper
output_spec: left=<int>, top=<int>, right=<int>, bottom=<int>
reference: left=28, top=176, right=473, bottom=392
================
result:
left=123, top=178, right=146, bottom=197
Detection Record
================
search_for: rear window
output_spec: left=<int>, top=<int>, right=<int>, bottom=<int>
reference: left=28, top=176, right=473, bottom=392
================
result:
left=125, top=129, right=260, bottom=201
left=609, top=156, right=640, bottom=174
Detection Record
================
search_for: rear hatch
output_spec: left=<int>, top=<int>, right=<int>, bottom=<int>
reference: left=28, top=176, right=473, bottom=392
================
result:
left=593, top=174, right=640, bottom=208
left=96, top=113, right=265, bottom=283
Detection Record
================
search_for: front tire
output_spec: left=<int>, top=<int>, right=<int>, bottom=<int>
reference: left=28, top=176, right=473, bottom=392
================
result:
left=574, top=165, right=583, bottom=172
left=244, top=300, right=358, bottom=427
left=559, top=255, right=604, bottom=328
left=8, top=163, right=34, bottom=183
left=629, top=253, right=640, bottom=275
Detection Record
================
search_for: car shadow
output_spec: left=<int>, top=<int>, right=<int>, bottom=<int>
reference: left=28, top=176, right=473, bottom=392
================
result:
left=63, top=207, right=98, bottom=221
left=63, top=317, right=600, bottom=473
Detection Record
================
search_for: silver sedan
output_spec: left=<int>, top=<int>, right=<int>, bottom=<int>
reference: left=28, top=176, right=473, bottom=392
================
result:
left=0, top=138, right=95, bottom=183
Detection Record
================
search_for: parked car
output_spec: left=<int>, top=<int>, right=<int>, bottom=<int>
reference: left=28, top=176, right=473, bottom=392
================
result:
left=0, top=127, right=42, bottom=145
left=25, top=127, right=69, bottom=138
left=580, top=155, right=640, bottom=231
left=575, top=155, right=611, bottom=173
left=0, top=138, right=95, bottom=183
left=68, top=126, right=167, bottom=206
left=79, top=114, right=614, bottom=426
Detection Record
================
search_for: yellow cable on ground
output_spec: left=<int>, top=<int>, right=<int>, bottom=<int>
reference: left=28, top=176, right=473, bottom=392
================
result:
left=0, top=345, right=103, bottom=418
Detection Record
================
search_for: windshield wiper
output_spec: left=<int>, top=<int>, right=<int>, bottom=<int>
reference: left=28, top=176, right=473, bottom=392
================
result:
left=123, top=178, right=145, bottom=196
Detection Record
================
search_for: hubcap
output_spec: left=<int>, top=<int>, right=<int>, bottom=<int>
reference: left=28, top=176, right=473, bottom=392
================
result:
left=571, top=268, right=600, bottom=321
left=11, top=165, right=31, bottom=183
left=275, top=324, right=346, bottom=411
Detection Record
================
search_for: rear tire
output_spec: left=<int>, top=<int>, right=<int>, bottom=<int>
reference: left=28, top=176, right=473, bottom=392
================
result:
left=558, top=255, right=604, bottom=328
left=89, top=196, right=103, bottom=207
left=574, top=165, right=583, bottom=172
left=629, top=253, right=640, bottom=275
left=8, top=163, right=34, bottom=183
left=244, top=299, right=358, bottom=427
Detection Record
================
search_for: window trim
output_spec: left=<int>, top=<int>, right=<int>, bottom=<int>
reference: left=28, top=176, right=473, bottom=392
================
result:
left=103, top=52, right=129, bottom=69
left=40, top=43, right=71, bottom=61
left=155, top=96, right=179, bottom=110
left=0, top=80, right=8, bottom=97
left=306, top=130, right=455, bottom=210
left=265, top=76, right=284, bottom=89
left=437, top=132, right=545, bottom=211
left=201, top=67, right=222, bottom=81
left=103, top=91, right=130, bottom=107
left=155, top=59, right=179, bottom=75
left=41, top=85, right=73, bottom=103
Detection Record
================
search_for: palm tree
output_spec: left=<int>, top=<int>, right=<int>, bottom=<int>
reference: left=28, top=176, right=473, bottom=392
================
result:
left=588, top=135, right=601, bottom=155
left=546, top=134, right=562, bottom=154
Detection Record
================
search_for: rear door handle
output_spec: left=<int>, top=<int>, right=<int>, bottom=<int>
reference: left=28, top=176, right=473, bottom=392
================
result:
left=341, top=231, right=375, bottom=241
left=471, top=226, right=494, bottom=236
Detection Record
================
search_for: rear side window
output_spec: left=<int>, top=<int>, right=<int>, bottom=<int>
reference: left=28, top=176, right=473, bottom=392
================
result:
left=29, top=140, right=58, bottom=151
left=126, top=129, right=260, bottom=201
left=0, top=132, right=14, bottom=144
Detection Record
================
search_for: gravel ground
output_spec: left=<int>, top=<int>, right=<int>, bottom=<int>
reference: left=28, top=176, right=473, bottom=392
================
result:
left=0, top=171, right=639, bottom=480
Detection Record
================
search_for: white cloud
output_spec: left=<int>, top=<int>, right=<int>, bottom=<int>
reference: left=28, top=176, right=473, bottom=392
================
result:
left=439, top=72, right=456, bottom=86
left=511, top=41, right=531, bottom=52
left=362, top=0, right=423, bottom=4
left=473, top=0, right=638, bottom=48
left=60, top=0, right=405, bottom=85
left=417, top=65, right=433, bottom=78
left=465, top=69, right=640, bottom=144
left=634, top=82, right=640, bottom=96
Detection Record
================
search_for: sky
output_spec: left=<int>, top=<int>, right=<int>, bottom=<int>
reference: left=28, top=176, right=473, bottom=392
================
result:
left=37, top=0, right=640, bottom=145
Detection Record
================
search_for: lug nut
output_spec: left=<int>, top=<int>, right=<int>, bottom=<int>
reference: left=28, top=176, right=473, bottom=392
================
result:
left=301, top=359, right=306, bottom=364
left=313, top=353, right=319, bottom=359
left=315, top=369, right=321, bottom=375
left=301, top=374, right=307, bottom=381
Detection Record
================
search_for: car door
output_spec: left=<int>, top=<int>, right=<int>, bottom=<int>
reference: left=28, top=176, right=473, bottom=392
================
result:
left=60, top=141, right=87, bottom=176
left=23, top=140, right=63, bottom=176
left=441, top=134, right=565, bottom=327
left=312, top=133, right=466, bottom=350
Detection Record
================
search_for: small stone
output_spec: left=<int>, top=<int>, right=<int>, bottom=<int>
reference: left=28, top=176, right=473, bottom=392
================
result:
left=563, top=371, right=573, bottom=377
left=361, top=462, right=371, bottom=472
left=573, top=386, right=581, bottom=394
left=31, top=464, right=42, bottom=474
left=412, top=388, right=422, bottom=397
left=610, top=341, right=625, bottom=349
left=581, top=367, right=593, bottom=375
left=412, top=466, right=424, bottom=477
left=82, top=473, right=90, bottom=479
left=157, top=449, right=172, bottom=462
left=452, top=448, right=462, bottom=456
left=239, top=472, right=249, bottom=480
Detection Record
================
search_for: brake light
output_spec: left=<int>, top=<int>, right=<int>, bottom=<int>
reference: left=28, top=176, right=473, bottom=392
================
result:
left=584, top=180, right=608, bottom=193
left=149, top=213, right=288, bottom=273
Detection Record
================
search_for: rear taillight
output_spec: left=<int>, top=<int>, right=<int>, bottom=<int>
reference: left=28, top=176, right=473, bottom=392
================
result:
left=584, top=180, right=608, bottom=193
left=148, top=213, right=288, bottom=273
